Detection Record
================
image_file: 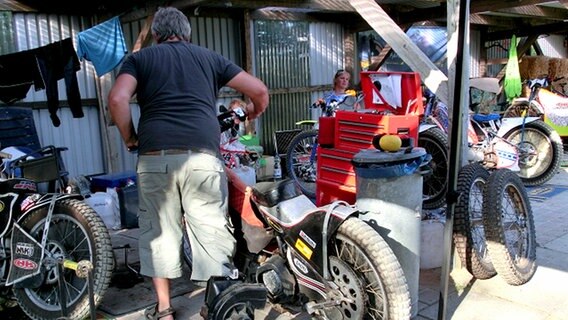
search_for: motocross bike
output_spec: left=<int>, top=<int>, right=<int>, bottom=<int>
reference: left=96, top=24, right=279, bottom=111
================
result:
left=0, top=150, right=114, bottom=319
left=422, top=78, right=563, bottom=190
left=285, top=93, right=362, bottom=199
left=194, top=107, right=412, bottom=319
left=503, top=76, right=568, bottom=137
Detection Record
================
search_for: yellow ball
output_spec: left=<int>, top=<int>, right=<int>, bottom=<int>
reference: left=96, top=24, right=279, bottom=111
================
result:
left=379, top=135, right=402, bottom=152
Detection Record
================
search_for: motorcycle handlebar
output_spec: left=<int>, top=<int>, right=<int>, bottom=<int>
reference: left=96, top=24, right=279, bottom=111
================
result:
left=218, top=106, right=247, bottom=133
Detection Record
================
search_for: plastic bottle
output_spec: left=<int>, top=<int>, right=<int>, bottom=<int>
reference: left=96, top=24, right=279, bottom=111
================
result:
left=273, top=154, right=282, bottom=180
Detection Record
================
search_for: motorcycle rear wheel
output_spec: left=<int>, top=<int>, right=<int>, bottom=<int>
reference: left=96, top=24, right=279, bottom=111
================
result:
left=327, top=217, right=411, bottom=320
left=504, top=119, right=563, bottom=186
left=453, top=163, right=496, bottom=279
left=285, top=130, right=318, bottom=198
left=482, top=169, right=537, bottom=286
left=502, top=101, right=543, bottom=118
left=13, top=199, right=114, bottom=320
left=418, top=126, right=449, bottom=210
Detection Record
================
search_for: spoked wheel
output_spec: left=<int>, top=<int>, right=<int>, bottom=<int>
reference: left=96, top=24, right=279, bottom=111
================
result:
left=504, top=119, right=563, bottom=186
left=285, top=129, right=318, bottom=198
left=502, top=101, right=542, bottom=118
left=13, top=199, right=114, bottom=320
left=483, top=169, right=537, bottom=286
left=418, top=127, right=449, bottom=210
left=327, top=218, right=411, bottom=320
left=453, top=163, right=496, bottom=279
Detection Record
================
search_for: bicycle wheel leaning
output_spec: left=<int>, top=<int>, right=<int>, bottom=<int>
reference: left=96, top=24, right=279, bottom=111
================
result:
left=453, top=163, right=496, bottom=279
left=482, top=168, right=537, bottom=286
left=285, top=129, right=318, bottom=198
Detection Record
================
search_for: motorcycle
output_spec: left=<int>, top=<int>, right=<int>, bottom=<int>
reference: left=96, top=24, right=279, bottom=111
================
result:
left=503, top=75, right=568, bottom=137
left=0, top=148, right=114, bottom=319
left=467, top=77, right=563, bottom=186
left=195, top=107, right=412, bottom=319
left=420, top=77, right=564, bottom=206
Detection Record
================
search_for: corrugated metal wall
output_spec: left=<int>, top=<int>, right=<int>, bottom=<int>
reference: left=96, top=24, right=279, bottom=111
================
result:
left=10, top=13, right=105, bottom=178
left=470, top=29, right=481, bottom=78
left=538, top=35, right=567, bottom=58
left=254, top=20, right=344, bottom=156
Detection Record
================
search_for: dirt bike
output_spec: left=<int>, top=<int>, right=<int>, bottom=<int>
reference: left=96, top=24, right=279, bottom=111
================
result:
left=0, top=148, right=114, bottom=319
left=467, top=77, right=563, bottom=186
left=503, top=75, right=568, bottom=137
left=421, top=78, right=563, bottom=203
left=285, top=93, right=362, bottom=199
left=193, top=106, right=412, bottom=319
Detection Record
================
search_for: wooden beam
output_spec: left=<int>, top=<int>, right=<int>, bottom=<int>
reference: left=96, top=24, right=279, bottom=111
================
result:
left=486, top=21, right=568, bottom=41
left=399, top=0, right=554, bottom=25
left=171, top=0, right=355, bottom=12
left=132, top=14, right=154, bottom=52
left=349, top=0, right=449, bottom=104
left=496, top=4, right=568, bottom=20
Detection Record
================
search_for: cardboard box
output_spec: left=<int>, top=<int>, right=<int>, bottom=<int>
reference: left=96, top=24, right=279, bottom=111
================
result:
left=256, top=156, right=274, bottom=180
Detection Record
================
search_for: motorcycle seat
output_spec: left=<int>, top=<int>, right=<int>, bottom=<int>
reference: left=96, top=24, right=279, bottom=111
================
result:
left=472, top=113, right=500, bottom=123
left=252, top=179, right=302, bottom=208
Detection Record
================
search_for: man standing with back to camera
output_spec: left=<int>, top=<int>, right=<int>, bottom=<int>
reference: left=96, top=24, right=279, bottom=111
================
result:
left=108, top=6, right=269, bottom=320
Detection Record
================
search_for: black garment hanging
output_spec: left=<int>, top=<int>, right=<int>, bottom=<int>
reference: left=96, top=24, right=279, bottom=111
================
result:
left=0, top=49, right=41, bottom=105
left=34, top=38, right=84, bottom=127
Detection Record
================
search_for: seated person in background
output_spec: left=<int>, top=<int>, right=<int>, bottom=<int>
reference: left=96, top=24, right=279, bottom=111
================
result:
left=317, top=69, right=360, bottom=112
left=324, top=69, right=352, bottom=105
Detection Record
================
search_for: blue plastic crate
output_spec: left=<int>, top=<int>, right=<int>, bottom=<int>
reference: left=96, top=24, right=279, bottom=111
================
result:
left=91, top=171, right=137, bottom=189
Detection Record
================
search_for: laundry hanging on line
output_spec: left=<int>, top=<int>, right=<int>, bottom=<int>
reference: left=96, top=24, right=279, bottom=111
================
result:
left=77, top=16, right=128, bottom=76
left=0, top=38, right=84, bottom=127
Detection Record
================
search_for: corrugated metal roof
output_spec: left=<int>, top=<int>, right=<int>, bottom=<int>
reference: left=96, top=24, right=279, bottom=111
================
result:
left=0, top=0, right=35, bottom=12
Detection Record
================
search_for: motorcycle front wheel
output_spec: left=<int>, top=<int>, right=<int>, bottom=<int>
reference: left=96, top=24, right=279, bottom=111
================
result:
left=327, top=218, right=411, bottom=320
left=482, top=169, right=537, bottom=286
left=504, top=119, right=563, bottom=186
left=453, top=163, right=496, bottom=279
left=285, top=130, right=318, bottom=198
left=418, top=126, right=449, bottom=210
left=13, top=199, right=114, bottom=320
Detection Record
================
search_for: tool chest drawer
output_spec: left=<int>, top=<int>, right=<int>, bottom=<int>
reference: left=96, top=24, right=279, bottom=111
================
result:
left=334, top=111, right=419, bottom=152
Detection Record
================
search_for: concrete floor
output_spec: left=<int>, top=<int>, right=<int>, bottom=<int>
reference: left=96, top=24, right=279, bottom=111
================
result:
left=2, top=167, right=568, bottom=320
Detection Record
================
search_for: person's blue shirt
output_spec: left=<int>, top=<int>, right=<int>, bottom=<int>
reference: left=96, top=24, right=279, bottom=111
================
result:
left=323, top=91, right=348, bottom=105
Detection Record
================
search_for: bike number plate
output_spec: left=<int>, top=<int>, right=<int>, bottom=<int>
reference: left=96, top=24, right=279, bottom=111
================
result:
left=6, top=224, right=43, bottom=286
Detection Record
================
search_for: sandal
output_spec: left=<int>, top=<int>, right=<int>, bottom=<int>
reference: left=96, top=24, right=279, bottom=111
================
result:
left=145, top=304, right=176, bottom=320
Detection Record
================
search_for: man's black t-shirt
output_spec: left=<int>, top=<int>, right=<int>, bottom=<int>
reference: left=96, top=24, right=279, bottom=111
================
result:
left=118, top=41, right=242, bottom=155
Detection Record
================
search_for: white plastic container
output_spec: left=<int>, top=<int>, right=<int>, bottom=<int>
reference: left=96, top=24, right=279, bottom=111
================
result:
left=84, top=191, right=121, bottom=230
left=420, top=219, right=444, bottom=269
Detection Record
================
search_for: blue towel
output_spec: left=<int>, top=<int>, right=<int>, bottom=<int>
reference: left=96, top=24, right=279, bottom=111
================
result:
left=77, top=16, right=127, bottom=76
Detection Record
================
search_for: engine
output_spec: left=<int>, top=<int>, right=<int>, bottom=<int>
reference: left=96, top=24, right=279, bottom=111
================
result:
left=256, top=255, right=297, bottom=304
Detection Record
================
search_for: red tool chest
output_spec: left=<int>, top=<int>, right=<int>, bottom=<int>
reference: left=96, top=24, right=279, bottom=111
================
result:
left=315, top=71, right=423, bottom=206
left=334, top=111, right=419, bottom=152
